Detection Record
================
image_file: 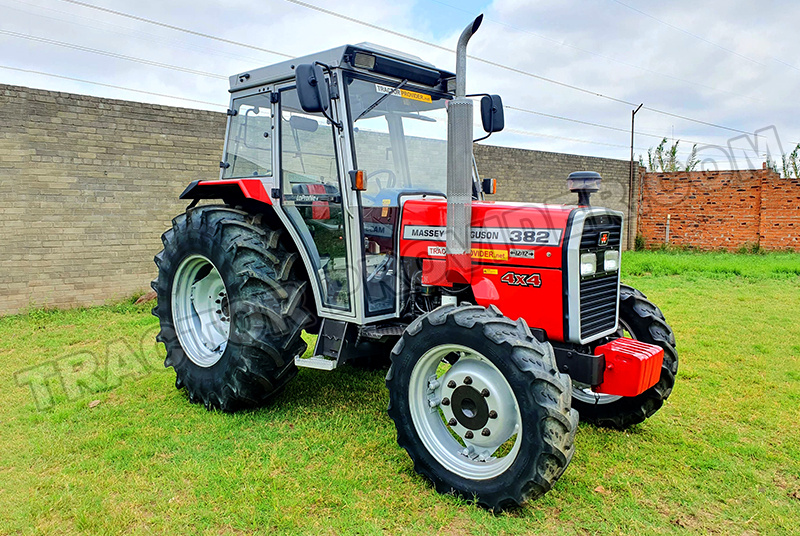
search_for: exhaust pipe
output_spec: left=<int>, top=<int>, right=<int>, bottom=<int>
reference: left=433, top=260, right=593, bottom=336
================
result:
left=445, top=14, right=483, bottom=284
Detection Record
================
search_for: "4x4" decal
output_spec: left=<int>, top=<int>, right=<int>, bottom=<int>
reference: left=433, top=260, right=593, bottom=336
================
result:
left=500, top=271, right=542, bottom=288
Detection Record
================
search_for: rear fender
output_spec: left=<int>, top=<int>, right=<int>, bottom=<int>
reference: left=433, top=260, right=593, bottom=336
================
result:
left=180, top=179, right=273, bottom=205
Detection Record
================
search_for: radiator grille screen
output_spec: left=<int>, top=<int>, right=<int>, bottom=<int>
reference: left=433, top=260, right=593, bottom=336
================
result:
left=579, top=215, right=622, bottom=340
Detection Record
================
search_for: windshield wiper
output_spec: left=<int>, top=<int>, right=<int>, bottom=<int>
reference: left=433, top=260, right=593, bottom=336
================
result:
left=355, top=79, right=408, bottom=122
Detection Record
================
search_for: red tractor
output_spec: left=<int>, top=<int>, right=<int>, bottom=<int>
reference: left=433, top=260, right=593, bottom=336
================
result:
left=153, top=15, right=677, bottom=509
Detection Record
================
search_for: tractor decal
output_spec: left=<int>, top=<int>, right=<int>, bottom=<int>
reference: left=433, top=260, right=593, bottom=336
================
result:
left=426, top=245, right=508, bottom=261
left=509, top=248, right=536, bottom=259
left=471, top=248, right=508, bottom=261
left=402, top=225, right=563, bottom=246
left=500, top=271, right=543, bottom=288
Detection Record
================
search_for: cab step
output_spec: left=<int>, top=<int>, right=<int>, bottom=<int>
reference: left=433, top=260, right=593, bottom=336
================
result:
left=295, top=356, right=337, bottom=370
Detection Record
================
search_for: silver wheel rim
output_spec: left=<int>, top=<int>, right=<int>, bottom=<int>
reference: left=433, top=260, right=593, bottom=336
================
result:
left=171, top=255, right=230, bottom=368
left=572, top=318, right=636, bottom=405
left=408, top=344, right=523, bottom=480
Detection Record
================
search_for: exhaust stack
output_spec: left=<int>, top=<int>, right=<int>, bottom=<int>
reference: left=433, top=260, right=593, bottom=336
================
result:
left=445, top=14, right=483, bottom=284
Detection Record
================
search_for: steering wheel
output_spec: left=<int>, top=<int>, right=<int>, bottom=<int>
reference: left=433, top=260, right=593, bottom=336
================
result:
left=367, top=169, right=397, bottom=190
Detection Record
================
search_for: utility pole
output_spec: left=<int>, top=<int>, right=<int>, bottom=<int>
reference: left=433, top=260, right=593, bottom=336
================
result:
left=628, top=103, right=643, bottom=249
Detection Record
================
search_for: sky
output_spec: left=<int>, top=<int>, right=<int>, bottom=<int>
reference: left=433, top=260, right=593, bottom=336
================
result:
left=1, top=0, right=799, bottom=171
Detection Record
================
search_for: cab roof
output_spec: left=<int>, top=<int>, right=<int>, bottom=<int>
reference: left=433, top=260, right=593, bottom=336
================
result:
left=229, top=43, right=455, bottom=92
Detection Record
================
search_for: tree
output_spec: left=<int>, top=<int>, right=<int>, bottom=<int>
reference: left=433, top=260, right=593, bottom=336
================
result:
left=639, top=138, right=699, bottom=172
left=774, top=144, right=799, bottom=178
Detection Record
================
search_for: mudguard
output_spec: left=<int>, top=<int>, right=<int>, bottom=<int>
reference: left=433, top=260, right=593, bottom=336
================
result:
left=180, top=179, right=273, bottom=205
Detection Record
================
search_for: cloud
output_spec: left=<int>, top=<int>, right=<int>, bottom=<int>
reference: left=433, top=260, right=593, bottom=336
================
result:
left=1, top=0, right=798, bottom=168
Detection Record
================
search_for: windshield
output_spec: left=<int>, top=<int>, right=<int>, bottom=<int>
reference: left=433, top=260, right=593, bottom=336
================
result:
left=346, top=77, right=449, bottom=206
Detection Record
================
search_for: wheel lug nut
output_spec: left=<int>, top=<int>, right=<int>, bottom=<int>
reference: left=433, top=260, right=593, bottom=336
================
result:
left=481, top=388, right=490, bottom=397
left=448, top=418, right=457, bottom=426
left=489, top=410, right=498, bottom=419
left=465, top=431, right=474, bottom=439
left=481, top=428, right=491, bottom=437
left=216, top=310, right=222, bottom=314
left=463, top=376, right=472, bottom=385
left=441, top=397, right=450, bottom=406
left=447, top=380, right=456, bottom=389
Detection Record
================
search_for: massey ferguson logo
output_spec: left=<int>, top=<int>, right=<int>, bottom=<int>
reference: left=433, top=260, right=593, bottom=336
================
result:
left=598, top=232, right=610, bottom=246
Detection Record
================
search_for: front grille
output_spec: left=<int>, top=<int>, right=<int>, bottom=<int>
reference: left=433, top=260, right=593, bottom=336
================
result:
left=578, top=214, right=622, bottom=340
left=580, top=274, right=618, bottom=339
left=581, top=215, right=622, bottom=250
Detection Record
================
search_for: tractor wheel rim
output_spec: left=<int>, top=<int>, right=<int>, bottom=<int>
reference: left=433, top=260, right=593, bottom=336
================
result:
left=408, top=344, right=523, bottom=480
left=572, top=317, right=636, bottom=405
left=171, top=255, right=230, bottom=368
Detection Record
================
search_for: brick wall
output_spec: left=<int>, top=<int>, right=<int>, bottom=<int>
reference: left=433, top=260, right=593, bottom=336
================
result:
left=759, top=173, right=800, bottom=250
left=0, top=83, right=637, bottom=316
left=637, top=166, right=799, bottom=251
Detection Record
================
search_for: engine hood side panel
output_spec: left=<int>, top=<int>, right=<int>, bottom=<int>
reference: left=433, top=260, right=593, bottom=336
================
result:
left=399, top=199, right=577, bottom=341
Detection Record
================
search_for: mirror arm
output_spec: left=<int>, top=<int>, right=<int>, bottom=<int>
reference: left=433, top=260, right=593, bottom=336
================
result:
left=314, top=61, right=343, bottom=131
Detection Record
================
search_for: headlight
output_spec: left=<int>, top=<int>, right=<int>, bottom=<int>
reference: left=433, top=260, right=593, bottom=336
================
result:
left=604, top=250, right=620, bottom=272
left=580, top=253, right=597, bottom=276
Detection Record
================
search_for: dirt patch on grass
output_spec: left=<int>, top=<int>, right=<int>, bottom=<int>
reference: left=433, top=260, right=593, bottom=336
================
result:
left=437, top=516, right=475, bottom=536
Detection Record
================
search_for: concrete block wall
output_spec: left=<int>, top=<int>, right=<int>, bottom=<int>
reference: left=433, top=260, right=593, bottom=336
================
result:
left=0, top=84, right=637, bottom=316
left=474, top=144, right=638, bottom=245
left=0, top=84, right=225, bottom=315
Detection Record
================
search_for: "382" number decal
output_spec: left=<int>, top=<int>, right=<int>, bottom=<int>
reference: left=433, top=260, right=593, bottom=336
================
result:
left=500, top=271, right=542, bottom=288
left=507, top=230, right=552, bottom=244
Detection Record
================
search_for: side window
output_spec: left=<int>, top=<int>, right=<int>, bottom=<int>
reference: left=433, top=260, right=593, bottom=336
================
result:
left=280, top=88, right=351, bottom=311
left=280, top=94, right=339, bottom=194
left=223, top=94, right=273, bottom=178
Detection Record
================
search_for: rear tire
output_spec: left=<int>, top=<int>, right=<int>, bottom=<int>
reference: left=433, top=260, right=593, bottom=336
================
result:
left=152, top=205, right=312, bottom=411
left=571, top=284, right=678, bottom=429
left=386, top=304, right=578, bottom=510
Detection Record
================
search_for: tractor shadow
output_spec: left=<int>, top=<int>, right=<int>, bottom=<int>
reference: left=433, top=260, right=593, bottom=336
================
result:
left=278, top=365, right=389, bottom=411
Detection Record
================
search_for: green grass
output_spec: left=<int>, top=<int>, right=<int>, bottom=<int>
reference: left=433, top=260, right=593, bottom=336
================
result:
left=1, top=252, right=799, bottom=535
left=622, top=250, right=800, bottom=278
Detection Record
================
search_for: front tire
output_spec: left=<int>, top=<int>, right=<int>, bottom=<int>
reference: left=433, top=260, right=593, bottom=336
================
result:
left=386, top=304, right=578, bottom=510
left=571, top=284, right=678, bottom=429
left=152, top=206, right=312, bottom=411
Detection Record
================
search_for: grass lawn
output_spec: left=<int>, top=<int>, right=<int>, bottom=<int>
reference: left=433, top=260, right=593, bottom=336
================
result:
left=1, top=251, right=799, bottom=535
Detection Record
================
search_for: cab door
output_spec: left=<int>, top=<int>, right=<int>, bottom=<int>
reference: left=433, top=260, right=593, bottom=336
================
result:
left=277, top=86, right=355, bottom=314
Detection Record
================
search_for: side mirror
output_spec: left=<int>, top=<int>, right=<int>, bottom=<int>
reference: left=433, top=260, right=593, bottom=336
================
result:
left=480, top=95, right=504, bottom=133
left=295, top=64, right=330, bottom=113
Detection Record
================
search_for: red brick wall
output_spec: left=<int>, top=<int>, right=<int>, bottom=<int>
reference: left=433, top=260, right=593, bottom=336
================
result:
left=759, top=175, right=800, bottom=250
left=638, top=167, right=798, bottom=251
